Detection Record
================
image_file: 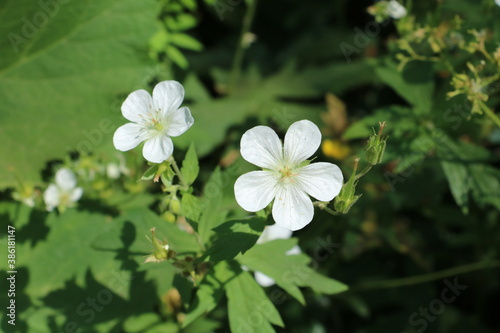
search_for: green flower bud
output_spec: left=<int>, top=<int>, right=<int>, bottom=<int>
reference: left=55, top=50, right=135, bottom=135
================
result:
left=334, top=158, right=362, bottom=214
left=169, top=196, right=181, bottom=215
left=145, top=227, right=176, bottom=263
left=365, top=121, right=388, bottom=166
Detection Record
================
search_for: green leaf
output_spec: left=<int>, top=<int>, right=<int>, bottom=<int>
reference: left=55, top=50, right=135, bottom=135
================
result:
left=238, top=239, right=348, bottom=304
left=141, top=164, right=160, bottom=181
left=170, top=33, right=203, bottom=51
left=436, top=132, right=500, bottom=213
left=183, top=261, right=236, bottom=327
left=123, top=313, right=161, bottom=332
left=181, top=192, right=203, bottom=226
left=0, top=0, right=159, bottom=187
left=226, top=265, right=284, bottom=333
left=197, top=168, right=228, bottom=244
left=200, top=218, right=266, bottom=263
left=372, top=60, right=434, bottom=114
left=165, top=14, right=198, bottom=31
left=180, top=143, right=199, bottom=186
left=166, top=45, right=188, bottom=68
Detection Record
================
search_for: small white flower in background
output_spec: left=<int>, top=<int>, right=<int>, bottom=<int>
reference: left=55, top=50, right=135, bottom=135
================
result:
left=113, top=80, right=194, bottom=164
left=43, top=168, right=83, bottom=212
left=234, top=120, right=343, bottom=231
left=254, top=224, right=301, bottom=287
left=12, top=187, right=37, bottom=207
left=386, top=0, right=407, bottom=19
left=106, top=154, right=130, bottom=179
left=496, top=0, right=500, bottom=7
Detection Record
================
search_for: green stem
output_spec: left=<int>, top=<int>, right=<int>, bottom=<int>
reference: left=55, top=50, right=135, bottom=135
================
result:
left=348, top=260, right=500, bottom=292
left=478, top=100, right=500, bottom=128
left=355, top=165, right=372, bottom=181
left=229, top=0, right=258, bottom=90
left=313, top=201, right=340, bottom=215
left=168, top=156, right=188, bottom=191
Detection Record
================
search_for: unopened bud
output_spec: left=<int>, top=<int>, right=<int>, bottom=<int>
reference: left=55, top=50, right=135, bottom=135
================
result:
left=334, top=158, right=362, bottom=214
left=365, top=121, right=388, bottom=165
left=169, top=196, right=181, bottom=215
left=145, top=227, right=176, bottom=263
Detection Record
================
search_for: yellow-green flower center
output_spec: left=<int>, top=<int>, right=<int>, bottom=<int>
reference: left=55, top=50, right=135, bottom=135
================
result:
left=279, top=166, right=296, bottom=183
left=154, top=122, right=164, bottom=131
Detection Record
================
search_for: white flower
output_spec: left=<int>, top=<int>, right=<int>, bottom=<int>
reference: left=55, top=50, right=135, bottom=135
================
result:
left=254, top=224, right=301, bottom=287
left=43, top=168, right=83, bottom=212
left=106, top=154, right=130, bottom=179
left=496, top=0, right=500, bottom=6
left=113, top=80, right=194, bottom=164
left=234, top=120, right=343, bottom=231
left=386, top=0, right=407, bottom=19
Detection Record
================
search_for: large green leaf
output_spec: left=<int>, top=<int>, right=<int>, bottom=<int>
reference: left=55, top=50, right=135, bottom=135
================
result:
left=238, top=239, right=348, bottom=304
left=226, top=264, right=284, bottom=333
left=0, top=0, right=159, bottom=186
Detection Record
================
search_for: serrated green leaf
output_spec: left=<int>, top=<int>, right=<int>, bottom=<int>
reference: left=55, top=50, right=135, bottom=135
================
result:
left=183, top=261, right=236, bottom=327
left=197, top=168, right=228, bottom=244
left=180, top=143, right=199, bottom=186
left=436, top=132, right=500, bottom=213
left=226, top=265, right=284, bottom=333
left=200, top=218, right=266, bottom=263
left=0, top=0, right=159, bottom=187
left=238, top=239, right=348, bottom=304
left=181, top=192, right=203, bottom=226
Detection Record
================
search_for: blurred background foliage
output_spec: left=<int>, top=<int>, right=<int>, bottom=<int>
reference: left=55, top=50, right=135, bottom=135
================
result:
left=1, top=0, right=500, bottom=332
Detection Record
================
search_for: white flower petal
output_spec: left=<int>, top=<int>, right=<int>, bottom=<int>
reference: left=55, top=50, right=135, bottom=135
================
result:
left=70, top=187, right=83, bottom=203
left=257, top=224, right=293, bottom=244
left=55, top=168, right=77, bottom=191
left=286, top=245, right=301, bottom=256
left=113, top=123, right=146, bottom=152
left=254, top=271, right=276, bottom=287
left=153, top=81, right=185, bottom=115
left=121, top=89, right=153, bottom=123
left=234, top=171, right=278, bottom=212
left=296, top=162, right=343, bottom=201
left=284, top=120, right=321, bottom=165
left=387, top=1, right=407, bottom=19
left=142, top=135, right=173, bottom=163
left=106, top=163, right=121, bottom=179
left=240, top=126, right=283, bottom=169
left=272, top=184, right=314, bottom=231
left=43, top=184, right=60, bottom=211
left=165, top=106, right=194, bottom=137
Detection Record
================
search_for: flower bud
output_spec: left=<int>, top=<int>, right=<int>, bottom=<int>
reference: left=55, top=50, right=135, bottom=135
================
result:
left=334, top=158, right=362, bottom=214
left=145, top=227, right=176, bottom=263
left=365, top=122, right=388, bottom=165
left=169, top=196, right=181, bottom=215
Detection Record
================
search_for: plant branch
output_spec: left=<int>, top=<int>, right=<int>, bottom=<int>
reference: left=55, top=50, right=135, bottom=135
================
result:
left=348, top=260, right=500, bottom=292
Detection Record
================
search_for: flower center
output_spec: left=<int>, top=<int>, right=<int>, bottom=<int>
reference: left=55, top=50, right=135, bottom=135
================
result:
left=154, top=122, right=164, bottom=131
left=279, top=166, right=297, bottom=183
